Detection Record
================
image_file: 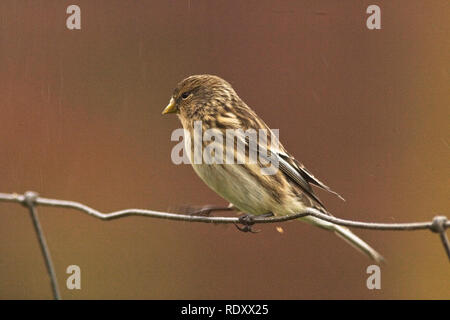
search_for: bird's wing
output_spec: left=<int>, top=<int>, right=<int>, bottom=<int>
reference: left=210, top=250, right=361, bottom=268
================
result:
left=235, top=103, right=345, bottom=206
left=277, top=151, right=345, bottom=202
left=242, top=135, right=335, bottom=208
left=242, top=132, right=344, bottom=207
left=276, top=152, right=327, bottom=207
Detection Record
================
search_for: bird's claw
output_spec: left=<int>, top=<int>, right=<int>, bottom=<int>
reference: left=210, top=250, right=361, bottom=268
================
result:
left=234, top=214, right=260, bottom=233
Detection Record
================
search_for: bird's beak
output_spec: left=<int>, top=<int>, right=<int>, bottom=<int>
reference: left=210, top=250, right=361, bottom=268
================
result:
left=162, top=98, right=177, bottom=115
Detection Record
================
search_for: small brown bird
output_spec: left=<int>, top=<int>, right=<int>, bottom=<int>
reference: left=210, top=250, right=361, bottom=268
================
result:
left=163, top=74, right=383, bottom=263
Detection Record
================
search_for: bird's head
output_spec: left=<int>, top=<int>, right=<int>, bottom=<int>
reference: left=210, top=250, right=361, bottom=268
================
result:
left=162, top=75, right=240, bottom=126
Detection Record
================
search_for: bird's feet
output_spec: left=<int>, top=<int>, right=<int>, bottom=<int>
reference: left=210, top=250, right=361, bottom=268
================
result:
left=234, top=213, right=273, bottom=233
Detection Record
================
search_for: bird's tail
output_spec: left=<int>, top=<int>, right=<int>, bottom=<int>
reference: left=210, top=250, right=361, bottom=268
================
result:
left=301, top=215, right=385, bottom=264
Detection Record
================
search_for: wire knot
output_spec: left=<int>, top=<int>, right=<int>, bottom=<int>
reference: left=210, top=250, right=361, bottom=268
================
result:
left=430, top=215, right=447, bottom=234
left=23, top=191, right=39, bottom=208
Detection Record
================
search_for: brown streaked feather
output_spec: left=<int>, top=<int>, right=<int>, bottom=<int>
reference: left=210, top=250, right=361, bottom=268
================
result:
left=236, top=100, right=343, bottom=209
left=243, top=134, right=327, bottom=209
left=278, top=152, right=345, bottom=202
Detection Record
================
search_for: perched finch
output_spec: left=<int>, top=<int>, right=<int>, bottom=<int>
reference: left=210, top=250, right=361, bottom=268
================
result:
left=163, top=74, right=384, bottom=263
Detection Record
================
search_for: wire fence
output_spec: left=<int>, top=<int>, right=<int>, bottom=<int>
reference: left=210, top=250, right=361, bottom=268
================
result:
left=0, top=190, right=448, bottom=300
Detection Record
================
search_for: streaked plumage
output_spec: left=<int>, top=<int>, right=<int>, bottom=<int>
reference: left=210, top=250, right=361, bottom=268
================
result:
left=163, top=74, right=384, bottom=263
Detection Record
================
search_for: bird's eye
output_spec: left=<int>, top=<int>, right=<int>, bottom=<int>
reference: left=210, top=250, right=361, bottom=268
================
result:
left=181, top=91, right=191, bottom=99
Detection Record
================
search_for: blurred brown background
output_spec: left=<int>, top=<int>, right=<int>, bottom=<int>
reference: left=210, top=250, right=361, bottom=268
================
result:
left=0, top=0, right=449, bottom=299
